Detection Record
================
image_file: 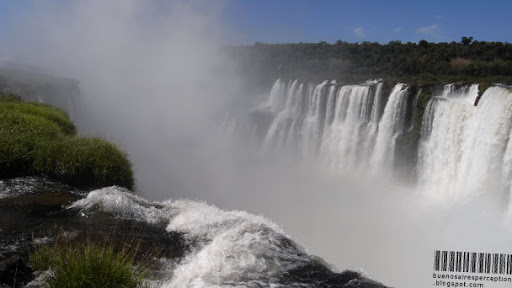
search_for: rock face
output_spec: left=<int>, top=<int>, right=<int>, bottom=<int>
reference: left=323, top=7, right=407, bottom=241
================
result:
left=0, top=177, right=188, bottom=287
left=279, top=261, right=391, bottom=288
left=0, top=177, right=389, bottom=288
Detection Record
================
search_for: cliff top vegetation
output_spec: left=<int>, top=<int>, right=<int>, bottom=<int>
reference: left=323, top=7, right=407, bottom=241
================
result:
left=0, top=94, right=134, bottom=189
left=231, top=37, right=512, bottom=87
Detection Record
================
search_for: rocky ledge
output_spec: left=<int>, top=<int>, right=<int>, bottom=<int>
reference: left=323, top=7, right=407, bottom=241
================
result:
left=0, top=177, right=389, bottom=288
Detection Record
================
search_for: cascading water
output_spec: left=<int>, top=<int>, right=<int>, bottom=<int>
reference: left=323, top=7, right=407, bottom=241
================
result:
left=260, top=78, right=512, bottom=205
left=369, top=84, right=410, bottom=173
left=321, top=83, right=377, bottom=170
left=301, top=81, right=329, bottom=157
left=419, top=84, right=512, bottom=205
left=261, top=79, right=413, bottom=173
left=417, top=84, right=480, bottom=199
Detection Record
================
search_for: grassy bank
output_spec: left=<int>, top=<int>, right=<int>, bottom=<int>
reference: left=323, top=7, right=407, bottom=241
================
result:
left=0, top=94, right=133, bottom=189
left=31, top=241, right=148, bottom=288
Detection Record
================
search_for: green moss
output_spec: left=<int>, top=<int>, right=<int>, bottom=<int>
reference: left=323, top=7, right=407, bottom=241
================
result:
left=0, top=94, right=133, bottom=189
left=31, top=242, right=148, bottom=288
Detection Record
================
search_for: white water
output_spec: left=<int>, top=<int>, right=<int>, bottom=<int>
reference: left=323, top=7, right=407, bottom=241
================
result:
left=70, top=187, right=314, bottom=287
left=369, top=84, right=409, bottom=173
left=418, top=85, right=512, bottom=206
left=22, top=80, right=512, bottom=288
left=252, top=80, right=512, bottom=287
left=262, top=79, right=413, bottom=173
left=263, top=79, right=512, bottom=204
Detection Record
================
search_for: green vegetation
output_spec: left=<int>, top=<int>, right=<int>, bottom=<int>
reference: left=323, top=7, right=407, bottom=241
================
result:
left=31, top=241, right=148, bottom=288
left=0, top=94, right=133, bottom=189
left=232, top=37, right=512, bottom=86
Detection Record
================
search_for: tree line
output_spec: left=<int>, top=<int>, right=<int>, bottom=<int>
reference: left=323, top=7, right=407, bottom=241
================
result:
left=230, top=37, right=512, bottom=85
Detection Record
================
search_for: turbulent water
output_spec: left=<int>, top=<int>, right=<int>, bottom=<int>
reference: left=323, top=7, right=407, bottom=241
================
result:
left=69, top=187, right=331, bottom=287
left=199, top=78, right=512, bottom=287
left=2, top=178, right=384, bottom=288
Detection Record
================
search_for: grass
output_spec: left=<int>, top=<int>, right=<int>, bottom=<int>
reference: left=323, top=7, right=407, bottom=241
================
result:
left=30, top=241, right=149, bottom=288
left=0, top=94, right=133, bottom=189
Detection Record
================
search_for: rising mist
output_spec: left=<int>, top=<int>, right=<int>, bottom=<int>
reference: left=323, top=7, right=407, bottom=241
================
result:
left=3, top=0, right=244, bottom=201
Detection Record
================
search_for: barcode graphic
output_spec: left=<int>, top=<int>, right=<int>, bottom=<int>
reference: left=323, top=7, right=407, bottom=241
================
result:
left=434, top=250, right=512, bottom=274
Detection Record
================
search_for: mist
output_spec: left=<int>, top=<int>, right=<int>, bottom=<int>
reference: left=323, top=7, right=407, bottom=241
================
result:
left=3, top=1, right=512, bottom=288
left=3, top=0, right=244, bottom=201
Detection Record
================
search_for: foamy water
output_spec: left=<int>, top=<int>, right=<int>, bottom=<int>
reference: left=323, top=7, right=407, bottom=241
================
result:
left=70, top=187, right=314, bottom=287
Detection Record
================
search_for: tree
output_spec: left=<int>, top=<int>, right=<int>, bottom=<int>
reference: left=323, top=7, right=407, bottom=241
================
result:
left=461, top=36, right=474, bottom=46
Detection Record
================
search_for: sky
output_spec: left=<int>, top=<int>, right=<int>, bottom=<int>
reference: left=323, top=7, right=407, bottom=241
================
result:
left=0, top=0, right=511, bottom=46
left=220, top=0, right=512, bottom=44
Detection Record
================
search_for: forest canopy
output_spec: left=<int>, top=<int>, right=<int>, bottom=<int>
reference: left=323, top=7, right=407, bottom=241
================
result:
left=231, top=37, right=512, bottom=85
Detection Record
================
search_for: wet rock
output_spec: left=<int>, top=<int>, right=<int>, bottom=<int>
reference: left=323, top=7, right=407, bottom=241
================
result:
left=0, top=176, right=389, bottom=288
left=278, top=259, right=389, bottom=287
left=0, top=255, right=33, bottom=287
left=0, top=176, right=188, bottom=287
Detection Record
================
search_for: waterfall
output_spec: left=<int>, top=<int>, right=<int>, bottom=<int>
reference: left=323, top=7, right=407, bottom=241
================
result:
left=417, top=85, right=479, bottom=198
left=418, top=84, right=512, bottom=203
left=261, top=79, right=413, bottom=173
left=321, top=84, right=377, bottom=170
left=369, top=84, right=410, bottom=173
left=263, top=80, right=301, bottom=149
left=266, top=79, right=287, bottom=113
left=259, top=79, right=512, bottom=207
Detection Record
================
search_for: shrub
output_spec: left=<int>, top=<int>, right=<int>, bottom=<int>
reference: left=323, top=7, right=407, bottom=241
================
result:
left=31, top=242, right=147, bottom=288
left=32, top=138, right=134, bottom=189
left=0, top=94, right=134, bottom=189
left=0, top=100, right=76, bottom=135
left=0, top=107, right=63, bottom=177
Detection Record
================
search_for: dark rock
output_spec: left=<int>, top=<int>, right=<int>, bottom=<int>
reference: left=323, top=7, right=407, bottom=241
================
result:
left=278, top=259, right=389, bottom=287
left=0, top=176, right=189, bottom=286
left=0, top=176, right=389, bottom=287
left=0, top=255, right=33, bottom=287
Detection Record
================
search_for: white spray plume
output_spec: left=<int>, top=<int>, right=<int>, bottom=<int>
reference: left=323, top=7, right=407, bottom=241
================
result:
left=3, top=0, right=243, bottom=200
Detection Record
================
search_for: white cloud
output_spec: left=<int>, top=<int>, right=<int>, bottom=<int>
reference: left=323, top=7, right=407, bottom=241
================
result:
left=416, top=24, right=439, bottom=35
left=393, top=27, right=401, bottom=33
left=353, top=27, right=365, bottom=38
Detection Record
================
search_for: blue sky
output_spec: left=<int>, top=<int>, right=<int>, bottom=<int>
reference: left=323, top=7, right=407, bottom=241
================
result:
left=221, top=0, right=512, bottom=44
left=0, top=0, right=511, bottom=46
